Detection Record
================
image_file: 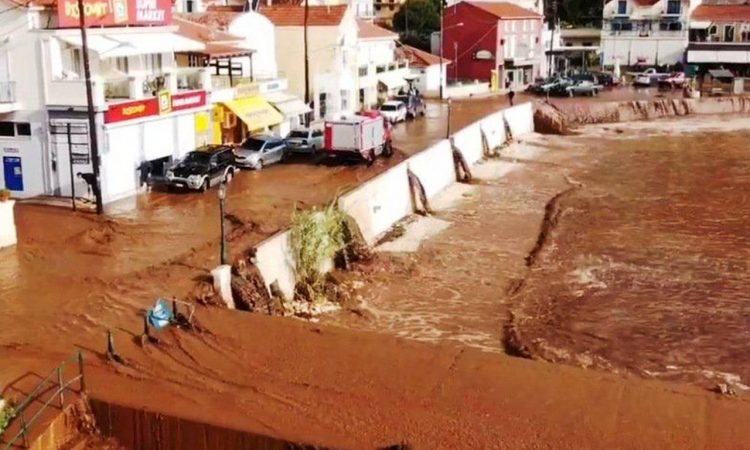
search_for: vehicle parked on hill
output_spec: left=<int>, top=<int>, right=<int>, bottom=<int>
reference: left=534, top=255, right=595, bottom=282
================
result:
left=394, top=94, right=426, bottom=119
left=235, top=135, right=286, bottom=170
left=324, top=112, right=393, bottom=164
left=633, top=68, right=668, bottom=87
left=566, top=80, right=602, bottom=96
left=548, top=78, right=575, bottom=96
left=166, top=145, right=236, bottom=192
left=379, top=101, right=407, bottom=123
left=285, top=128, right=324, bottom=154
left=591, top=71, right=619, bottom=87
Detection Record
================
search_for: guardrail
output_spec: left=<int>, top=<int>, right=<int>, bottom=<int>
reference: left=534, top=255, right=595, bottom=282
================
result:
left=2, top=351, right=85, bottom=450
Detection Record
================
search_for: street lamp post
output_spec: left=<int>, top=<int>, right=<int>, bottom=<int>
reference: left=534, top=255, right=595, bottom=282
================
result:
left=218, top=182, right=228, bottom=265
left=446, top=97, right=452, bottom=138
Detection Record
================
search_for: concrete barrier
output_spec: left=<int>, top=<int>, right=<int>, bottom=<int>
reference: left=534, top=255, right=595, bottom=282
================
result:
left=338, top=161, right=412, bottom=246
left=479, top=109, right=507, bottom=150
left=254, top=231, right=296, bottom=300
left=451, top=123, right=483, bottom=165
left=253, top=102, right=534, bottom=300
left=406, top=140, right=455, bottom=200
left=504, top=102, right=535, bottom=137
left=445, top=82, right=491, bottom=99
left=0, top=200, right=16, bottom=248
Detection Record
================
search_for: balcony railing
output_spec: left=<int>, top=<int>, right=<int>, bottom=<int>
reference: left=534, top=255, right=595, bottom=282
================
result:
left=0, top=81, right=16, bottom=103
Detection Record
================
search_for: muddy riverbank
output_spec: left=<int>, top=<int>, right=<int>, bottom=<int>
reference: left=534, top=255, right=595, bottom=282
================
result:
left=327, top=114, right=750, bottom=392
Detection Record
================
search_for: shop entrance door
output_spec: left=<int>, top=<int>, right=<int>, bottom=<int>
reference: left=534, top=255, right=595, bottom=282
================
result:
left=48, top=120, right=91, bottom=198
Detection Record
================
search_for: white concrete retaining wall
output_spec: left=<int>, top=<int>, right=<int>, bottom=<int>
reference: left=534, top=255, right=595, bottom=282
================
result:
left=338, top=161, right=412, bottom=246
left=0, top=200, right=17, bottom=248
left=406, top=140, right=456, bottom=200
left=254, top=230, right=297, bottom=300
left=479, top=109, right=507, bottom=150
left=254, top=102, right=534, bottom=299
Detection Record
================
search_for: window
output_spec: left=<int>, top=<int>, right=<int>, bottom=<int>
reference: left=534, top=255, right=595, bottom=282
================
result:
left=312, top=129, right=323, bottom=137
left=143, top=54, right=163, bottom=73
left=725, top=25, right=735, bottom=42
left=0, top=122, right=13, bottom=137
left=16, top=123, right=30, bottom=136
left=114, top=57, right=129, bottom=74
left=0, top=122, right=30, bottom=137
left=621, top=22, right=633, bottom=31
left=319, top=93, right=327, bottom=118
left=617, top=0, right=626, bottom=14
left=186, top=0, right=194, bottom=12
left=341, top=90, right=349, bottom=111
left=666, top=0, right=680, bottom=14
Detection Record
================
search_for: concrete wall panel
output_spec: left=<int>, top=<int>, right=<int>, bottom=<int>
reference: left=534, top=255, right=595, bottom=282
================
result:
left=479, top=109, right=507, bottom=150
left=452, top=123, right=483, bottom=165
left=406, top=140, right=456, bottom=199
left=254, top=231, right=297, bottom=300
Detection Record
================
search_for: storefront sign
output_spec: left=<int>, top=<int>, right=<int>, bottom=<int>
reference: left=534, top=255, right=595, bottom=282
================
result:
left=234, top=83, right=259, bottom=99
left=105, top=91, right=206, bottom=124
left=2, top=147, right=19, bottom=154
left=171, top=91, right=207, bottom=112
left=57, top=0, right=172, bottom=28
left=105, top=98, right=159, bottom=123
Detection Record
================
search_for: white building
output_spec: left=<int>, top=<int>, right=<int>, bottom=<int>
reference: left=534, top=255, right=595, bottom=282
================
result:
left=397, top=44, right=450, bottom=97
left=356, top=19, right=411, bottom=108
left=601, top=0, right=695, bottom=67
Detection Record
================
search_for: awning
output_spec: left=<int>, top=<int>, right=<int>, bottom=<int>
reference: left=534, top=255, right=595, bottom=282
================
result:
left=690, top=21, right=711, bottom=29
left=708, top=69, right=734, bottom=78
left=221, top=96, right=284, bottom=131
left=57, top=32, right=204, bottom=58
left=265, top=92, right=312, bottom=117
left=378, top=72, right=408, bottom=90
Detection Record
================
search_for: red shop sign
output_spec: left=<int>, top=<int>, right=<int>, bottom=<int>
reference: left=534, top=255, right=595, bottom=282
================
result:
left=57, top=0, right=172, bottom=28
left=171, top=91, right=207, bottom=112
left=105, top=98, right=159, bottom=123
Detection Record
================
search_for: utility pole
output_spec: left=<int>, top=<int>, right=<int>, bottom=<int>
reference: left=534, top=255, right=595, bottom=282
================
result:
left=304, top=0, right=310, bottom=110
left=77, top=0, right=103, bottom=215
left=405, top=0, right=409, bottom=35
left=439, top=0, right=444, bottom=99
left=547, top=0, right=557, bottom=78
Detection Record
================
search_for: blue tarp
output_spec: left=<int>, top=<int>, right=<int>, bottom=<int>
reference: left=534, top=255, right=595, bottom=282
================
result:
left=147, top=299, right=173, bottom=330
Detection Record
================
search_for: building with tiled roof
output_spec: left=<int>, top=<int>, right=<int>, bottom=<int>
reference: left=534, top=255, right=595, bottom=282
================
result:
left=258, top=4, right=348, bottom=26
left=687, top=1, right=750, bottom=77
left=600, top=0, right=691, bottom=67
left=396, top=44, right=450, bottom=97
left=442, top=2, right=543, bottom=90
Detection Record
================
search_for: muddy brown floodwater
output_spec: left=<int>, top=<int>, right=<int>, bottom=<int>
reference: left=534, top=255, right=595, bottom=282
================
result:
left=327, top=115, right=750, bottom=392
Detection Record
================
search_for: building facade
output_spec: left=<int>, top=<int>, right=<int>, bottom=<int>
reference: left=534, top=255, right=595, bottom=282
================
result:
left=356, top=20, right=411, bottom=109
left=397, top=44, right=450, bottom=97
left=443, top=1, right=543, bottom=90
left=601, top=0, right=693, bottom=67
left=688, top=2, right=750, bottom=76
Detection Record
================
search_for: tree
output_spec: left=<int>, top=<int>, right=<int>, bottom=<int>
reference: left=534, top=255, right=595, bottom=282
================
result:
left=392, top=0, right=441, bottom=51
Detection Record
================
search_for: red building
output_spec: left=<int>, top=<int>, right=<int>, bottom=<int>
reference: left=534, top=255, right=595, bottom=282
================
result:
left=442, top=1, right=543, bottom=90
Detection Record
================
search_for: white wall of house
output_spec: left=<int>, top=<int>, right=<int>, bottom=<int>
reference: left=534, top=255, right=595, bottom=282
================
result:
left=601, top=0, right=690, bottom=66
left=411, top=64, right=446, bottom=97
left=0, top=3, right=49, bottom=197
left=228, top=12, right=278, bottom=80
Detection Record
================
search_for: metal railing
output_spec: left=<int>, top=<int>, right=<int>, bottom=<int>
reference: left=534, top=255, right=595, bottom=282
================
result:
left=0, top=82, right=16, bottom=103
left=2, top=352, right=85, bottom=450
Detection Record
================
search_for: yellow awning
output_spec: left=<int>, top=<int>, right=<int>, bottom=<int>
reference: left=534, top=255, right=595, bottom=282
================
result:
left=221, top=96, right=284, bottom=131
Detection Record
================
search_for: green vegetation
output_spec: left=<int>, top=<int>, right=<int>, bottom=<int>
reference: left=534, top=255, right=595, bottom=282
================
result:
left=0, top=401, right=16, bottom=436
left=392, top=0, right=441, bottom=51
left=289, top=203, right=348, bottom=305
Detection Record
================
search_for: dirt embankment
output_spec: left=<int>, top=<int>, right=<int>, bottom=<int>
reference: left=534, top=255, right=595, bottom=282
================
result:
left=534, top=96, right=750, bottom=133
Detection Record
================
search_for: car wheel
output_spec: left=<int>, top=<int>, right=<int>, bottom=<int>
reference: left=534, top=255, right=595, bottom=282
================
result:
left=568, top=90, right=573, bottom=97
left=256, top=160, right=264, bottom=170
left=224, top=169, right=233, bottom=184
left=365, top=150, right=375, bottom=166
left=384, top=141, right=393, bottom=157
left=200, top=178, right=209, bottom=193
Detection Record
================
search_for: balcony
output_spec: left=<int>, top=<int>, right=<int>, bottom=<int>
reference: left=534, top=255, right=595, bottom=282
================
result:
left=0, top=81, right=21, bottom=113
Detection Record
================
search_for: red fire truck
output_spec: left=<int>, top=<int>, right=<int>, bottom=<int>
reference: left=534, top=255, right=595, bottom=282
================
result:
left=323, top=111, right=393, bottom=164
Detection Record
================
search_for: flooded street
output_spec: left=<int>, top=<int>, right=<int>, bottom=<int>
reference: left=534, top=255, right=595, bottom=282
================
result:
left=327, top=115, right=750, bottom=390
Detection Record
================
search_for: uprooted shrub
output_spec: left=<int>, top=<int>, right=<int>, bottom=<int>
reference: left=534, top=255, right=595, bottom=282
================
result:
left=289, top=202, right=371, bottom=307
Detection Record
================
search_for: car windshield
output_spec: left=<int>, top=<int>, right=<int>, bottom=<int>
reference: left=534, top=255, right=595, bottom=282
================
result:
left=381, top=104, right=398, bottom=111
left=241, top=138, right=266, bottom=151
left=181, top=151, right=213, bottom=165
left=289, top=131, right=309, bottom=139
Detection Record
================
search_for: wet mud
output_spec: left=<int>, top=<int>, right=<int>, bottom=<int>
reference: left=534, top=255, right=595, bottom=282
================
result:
left=328, top=115, right=750, bottom=392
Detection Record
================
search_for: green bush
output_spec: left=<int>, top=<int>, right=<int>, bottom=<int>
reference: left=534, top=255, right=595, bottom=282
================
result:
left=0, top=401, right=16, bottom=436
left=289, top=203, right=347, bottom=304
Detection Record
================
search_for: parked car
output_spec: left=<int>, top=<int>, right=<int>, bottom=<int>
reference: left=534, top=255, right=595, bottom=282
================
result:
left=394, top=94, right=426, bottom=119
left=285, top=128, right=324, bottom=154
left=591, top=71, right=619, bottom=87
left=379, top=101, right=407, bottom=123
left=633, top=68, right=667, bottom=86
left=549, top=78, right=575, bottom=96
left=166, top=145, right=236, bottom=192
left=324, top=112, right=393, bottom=164
left=570, top=73, right=596, bottom=83
left=658, top=72, right=687, bottom=89
left=566, top=80, right=602, bottom=97
left=235, top=135, right=286, bottom=170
